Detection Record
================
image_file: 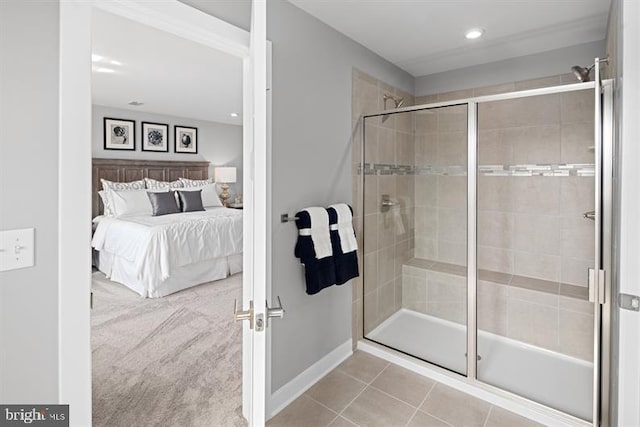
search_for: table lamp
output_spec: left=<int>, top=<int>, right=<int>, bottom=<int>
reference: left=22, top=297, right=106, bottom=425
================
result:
left=214, top=166, right=236, bottom=206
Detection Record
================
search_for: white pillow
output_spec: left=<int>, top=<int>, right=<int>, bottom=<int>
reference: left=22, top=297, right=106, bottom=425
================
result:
left=101, top=178, right=145, bottom=191
left=144, top=178, right=184, bottom=190
left=99, top=179, right=146, bottom=217
left=180, top=183, right=222, bottom=207
left=179, top=177, right=215, bottom=188
left=100, top=187, right=165, bottom=217
left=98, top=190, right=114, bottom=216
left=109, top=189, right=154, bottom=217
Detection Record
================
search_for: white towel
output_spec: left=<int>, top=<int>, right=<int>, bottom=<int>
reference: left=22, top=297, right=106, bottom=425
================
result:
left=300, top=207, right=333, bottom=259
left=329, top=203, right=358, bottom=254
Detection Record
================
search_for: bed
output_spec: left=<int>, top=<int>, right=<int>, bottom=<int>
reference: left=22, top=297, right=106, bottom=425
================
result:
left=91, top=158, right=243, bottom=298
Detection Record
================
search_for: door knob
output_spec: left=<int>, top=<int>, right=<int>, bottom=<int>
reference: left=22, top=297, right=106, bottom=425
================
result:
left=234, top=299, right=254, bottom=329
left=266, top=296, right=285, bottom=324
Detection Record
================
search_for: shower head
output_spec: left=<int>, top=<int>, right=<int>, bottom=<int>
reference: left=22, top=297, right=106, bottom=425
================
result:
left=571, top=57, right=609, bottom=82
left=571, top=64, right=594, bottom=82
left=381, top=94, right=405, bottom=122
left=383, top=93, right=405, bottom=109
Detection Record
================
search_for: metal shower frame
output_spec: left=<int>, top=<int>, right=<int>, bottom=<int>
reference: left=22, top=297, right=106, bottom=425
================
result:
left=360, top=69, right=614, bottom=427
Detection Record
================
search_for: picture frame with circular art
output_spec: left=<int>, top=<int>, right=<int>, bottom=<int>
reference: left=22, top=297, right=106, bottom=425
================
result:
left=174, top=125, right=198, bottom=154
left=141, top=121, right=169, bottom=152
left=104, top=117, right=136, bottom=151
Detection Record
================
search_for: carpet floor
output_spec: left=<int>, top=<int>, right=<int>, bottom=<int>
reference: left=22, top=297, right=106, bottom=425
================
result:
left=91, top=272, right=247, bottom=427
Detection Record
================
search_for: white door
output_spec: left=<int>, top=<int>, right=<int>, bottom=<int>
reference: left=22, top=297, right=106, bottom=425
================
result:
left=240, top=0, right=270, bottom=425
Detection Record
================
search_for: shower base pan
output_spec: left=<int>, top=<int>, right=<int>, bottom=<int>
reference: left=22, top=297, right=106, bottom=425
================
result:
left=367, top=308, right=592, bottom=421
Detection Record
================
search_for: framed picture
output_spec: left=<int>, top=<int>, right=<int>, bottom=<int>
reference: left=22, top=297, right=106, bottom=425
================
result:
left=141, top=122, right=169, bottom=152
left=174, top=125, right=198, bottom=154
left=104, top=117, right=135, bottom=150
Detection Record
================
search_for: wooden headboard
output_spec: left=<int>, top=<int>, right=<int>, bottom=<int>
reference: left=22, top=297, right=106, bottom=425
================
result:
left=92, top=158, right=210, bottom=218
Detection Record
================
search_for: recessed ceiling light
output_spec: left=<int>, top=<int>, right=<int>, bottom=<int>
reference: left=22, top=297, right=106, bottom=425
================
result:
left=91, top=54, right=103, bottom=62
left=465, top=28, right=484, bottom=40
left=230, top=113, right=239, bottom=117
left=95, top=67, right=115, bottom=73
left=128, top=101, right=144, bottom=106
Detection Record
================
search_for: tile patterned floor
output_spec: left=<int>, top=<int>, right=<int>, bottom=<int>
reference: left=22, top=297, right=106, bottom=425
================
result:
left=268, top=351, right=544, bottom=427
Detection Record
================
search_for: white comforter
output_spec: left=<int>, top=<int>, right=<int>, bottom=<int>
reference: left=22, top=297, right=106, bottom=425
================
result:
left=92, top=207, right=243, bottom=283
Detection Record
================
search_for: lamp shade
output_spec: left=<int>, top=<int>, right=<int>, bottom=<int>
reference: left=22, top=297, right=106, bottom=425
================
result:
left=214, top=166, right=237, bottom=183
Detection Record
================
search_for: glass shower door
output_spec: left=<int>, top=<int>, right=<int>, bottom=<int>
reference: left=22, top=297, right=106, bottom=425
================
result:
left=362, top=104, right=468, bottom=375
left=475, top=89, right=597, bottom=421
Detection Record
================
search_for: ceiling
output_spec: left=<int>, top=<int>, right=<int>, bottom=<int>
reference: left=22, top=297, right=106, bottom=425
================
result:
left=288, top=0, right=611, bottom=77
left=91, top=9, right=243, bottom=125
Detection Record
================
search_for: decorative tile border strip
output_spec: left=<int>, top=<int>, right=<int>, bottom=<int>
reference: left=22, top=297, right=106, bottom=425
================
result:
left=360, top=163, right=414, bottom=175
left=480, top=163, right=595, bottom=177
left=359, top=163, right=595, bottom=177
left=415, top=165, right=466, bottom=176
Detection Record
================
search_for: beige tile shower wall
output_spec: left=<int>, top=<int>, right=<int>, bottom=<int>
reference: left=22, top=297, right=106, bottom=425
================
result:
left=413, top=74, right=595, bottom=288
left=402, top=74, right=595, bottom=361
left=414, top=100, right=468, bottom=265
left=352, top=69, right=415, bottom=339
left=477, top=87, right=595, bottom=286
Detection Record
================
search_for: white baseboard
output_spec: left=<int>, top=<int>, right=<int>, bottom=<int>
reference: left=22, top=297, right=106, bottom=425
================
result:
left=267, top=339, right=353, bottom=419
left=358, top=340, right=588, bottom=427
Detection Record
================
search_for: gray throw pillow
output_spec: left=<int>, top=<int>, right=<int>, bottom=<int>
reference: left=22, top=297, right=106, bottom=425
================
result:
left=177, top=189, right=205, bottom=212
left=147, top=191, right=180, bottom=216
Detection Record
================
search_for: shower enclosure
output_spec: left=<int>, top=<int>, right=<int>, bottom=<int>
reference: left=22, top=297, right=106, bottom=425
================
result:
left=360, top=62, right=613, bottom=426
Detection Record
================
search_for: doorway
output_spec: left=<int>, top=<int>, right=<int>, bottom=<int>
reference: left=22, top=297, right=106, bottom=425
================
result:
left=58, top=1, right=271, bottom=425
left=89, top=7, right=246, bottom=425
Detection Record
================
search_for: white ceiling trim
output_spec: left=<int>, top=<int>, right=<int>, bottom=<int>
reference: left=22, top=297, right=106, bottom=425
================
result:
left=94, top=0, right=250, bottom=57
left=399, top=12, right=608, bottom=76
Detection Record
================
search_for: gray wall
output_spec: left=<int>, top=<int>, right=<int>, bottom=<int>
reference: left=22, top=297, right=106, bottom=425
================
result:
left=415, top=40, right=606, bottom=96
left=182, top=0, right=251, bottom=30
left=266, top=1, right=412, bottom=391
left=92, top=105, right=243, bottom=196
left=0, top=1, right=60, bottom=402
left=180, top=0, right=414, bottom=392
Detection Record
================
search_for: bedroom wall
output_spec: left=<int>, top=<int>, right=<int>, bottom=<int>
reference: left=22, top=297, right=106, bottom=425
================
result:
left=179, top=0, right=414, bottom=393
left=92, top=105, right=243, bottom=197
left=414, top=40, right=606, bottom=97
left=0, top=0, right=60, bottom=402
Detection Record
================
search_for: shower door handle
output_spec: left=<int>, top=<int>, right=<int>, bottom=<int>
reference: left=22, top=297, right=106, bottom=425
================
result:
left=588, top=268, right=606, bottom=304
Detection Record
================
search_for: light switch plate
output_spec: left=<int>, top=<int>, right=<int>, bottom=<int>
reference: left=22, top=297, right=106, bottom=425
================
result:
left=0, top=228, right=35, bottom=272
